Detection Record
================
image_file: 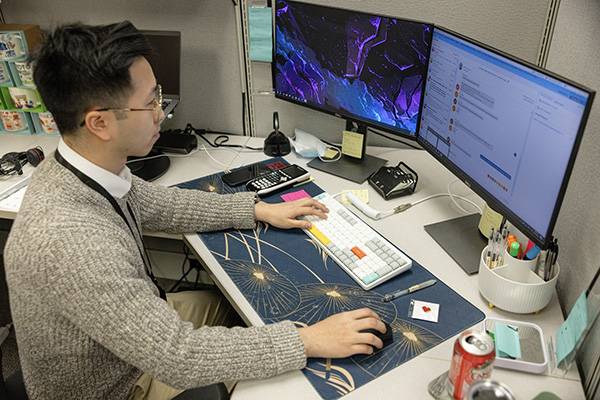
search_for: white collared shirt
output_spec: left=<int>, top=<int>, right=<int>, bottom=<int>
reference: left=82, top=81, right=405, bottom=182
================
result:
left=57, top=139, right=132, bottom=199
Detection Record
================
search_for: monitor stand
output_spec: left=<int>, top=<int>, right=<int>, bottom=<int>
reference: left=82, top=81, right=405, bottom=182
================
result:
left=307, top=154, right=387, bottom=183
left=424, top=213, right=487, bottom=275
left=127, top=149, right=171, bottom=182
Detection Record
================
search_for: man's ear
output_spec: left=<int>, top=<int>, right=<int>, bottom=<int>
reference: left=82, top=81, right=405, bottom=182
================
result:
left=83, top=111, right=112, bottom=142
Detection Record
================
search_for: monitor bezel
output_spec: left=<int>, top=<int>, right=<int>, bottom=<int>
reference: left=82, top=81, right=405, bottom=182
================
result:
left=140, top=29, right=181, bottom=99
left=272, top=0, right=433, bottom=141
left=417, top=25, right=596, bottom=249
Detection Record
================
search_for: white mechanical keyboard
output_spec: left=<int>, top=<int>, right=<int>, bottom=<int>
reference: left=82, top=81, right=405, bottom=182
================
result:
left=299, top=192, right=412, bottom=290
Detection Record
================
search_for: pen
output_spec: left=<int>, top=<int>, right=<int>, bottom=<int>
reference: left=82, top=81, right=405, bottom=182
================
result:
left=544, top=238, right=559, bottom=281
left=382, top=279, right=437, bottom=302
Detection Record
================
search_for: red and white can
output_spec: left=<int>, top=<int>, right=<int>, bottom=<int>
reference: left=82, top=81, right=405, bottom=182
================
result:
left=446, top=329, right=495, bottom=400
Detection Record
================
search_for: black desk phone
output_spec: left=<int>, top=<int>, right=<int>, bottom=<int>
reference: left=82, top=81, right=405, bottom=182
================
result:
left=368, top=162, right=418, bottom=200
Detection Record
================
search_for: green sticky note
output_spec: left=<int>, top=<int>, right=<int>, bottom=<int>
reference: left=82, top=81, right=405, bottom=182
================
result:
left=556, top=291, right=588, bottom=365
left=495, top=321, right=521, bottom=359
left=249, top=7, right=272, bottom=62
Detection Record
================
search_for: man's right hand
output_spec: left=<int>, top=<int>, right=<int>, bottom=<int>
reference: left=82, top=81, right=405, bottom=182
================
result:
left=297, top=308, right=387, bottom=358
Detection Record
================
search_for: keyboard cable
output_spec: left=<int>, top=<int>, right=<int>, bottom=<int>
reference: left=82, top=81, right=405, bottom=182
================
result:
left=332, top=179, right=483, bottom=220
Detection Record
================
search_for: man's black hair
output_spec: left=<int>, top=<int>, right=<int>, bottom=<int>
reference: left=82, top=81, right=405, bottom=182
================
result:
left=31, top=21, right=152, bottom=135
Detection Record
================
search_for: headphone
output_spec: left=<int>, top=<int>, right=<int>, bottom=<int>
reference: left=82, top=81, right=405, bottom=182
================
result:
left=0, top=147, right=45, bottom=175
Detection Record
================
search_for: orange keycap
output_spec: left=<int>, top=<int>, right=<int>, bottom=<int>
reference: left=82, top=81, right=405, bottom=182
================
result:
left=351, top=246, right=366, bottom=259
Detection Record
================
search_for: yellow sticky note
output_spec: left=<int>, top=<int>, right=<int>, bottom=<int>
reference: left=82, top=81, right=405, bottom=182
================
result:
left=323, top=148, right=340, bottom=160
left=478, top=203, right=503, bottom=237
left=341, top=130, right=365, bottom=158
left=342, top=189, right=369, bottom=204
left=293, top=176, right=314, bottom=187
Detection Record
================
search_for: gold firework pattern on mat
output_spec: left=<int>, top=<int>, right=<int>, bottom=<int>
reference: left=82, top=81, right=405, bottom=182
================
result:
left=306, top=361, right=355, bottom=396
left=213, top=230, right=325, bottom=283
left=352, top=318, right=444, bottom=377
left=304, top=237, right=330, bottom=267
left=220, top=260, right=300, bottom=319
left=185, top=172, right=249, bottom=194
left=292, top=283, right=397, bottom=325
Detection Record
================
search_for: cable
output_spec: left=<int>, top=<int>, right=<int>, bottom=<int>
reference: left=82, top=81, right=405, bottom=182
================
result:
left=199, top=144, right=246, bottom=171
left=397, top=179, right=482, bottom=215
left=199, top=130, right=263, bottom=151
left=0, top=323, right=12, bottom=346
left=168, top=245, right=195, bottom=292
left=447, top=179, right=483, bottom=214
left=222, top=134, right=253, bottom=173
left=0, top=152, right=27, bottom=176
left=335, top=179, right=481, bottom=220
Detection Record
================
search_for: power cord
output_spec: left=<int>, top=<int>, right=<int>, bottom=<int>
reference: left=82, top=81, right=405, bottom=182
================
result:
left=0, top=323, right=12, bottom=346
left=167, top=245, right=214, bottom=292
left=125, top=123, right=262, bottom=168
left=188, top=124, right=263, bottom=151
left=335, top=178, right=482, bottom=220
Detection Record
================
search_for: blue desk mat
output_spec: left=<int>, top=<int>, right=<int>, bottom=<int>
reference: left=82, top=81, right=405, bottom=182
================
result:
left=176, top=158, right=485, bottom=399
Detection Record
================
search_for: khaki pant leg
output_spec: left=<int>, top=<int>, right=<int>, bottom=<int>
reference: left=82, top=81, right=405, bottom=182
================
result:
left=128, top=290, right=242, bottom=400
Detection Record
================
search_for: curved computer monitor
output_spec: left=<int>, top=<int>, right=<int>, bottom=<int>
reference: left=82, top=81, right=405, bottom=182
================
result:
left=273, top=0, right=433, bottom=140
left=418, top=26, right=595, bottom=257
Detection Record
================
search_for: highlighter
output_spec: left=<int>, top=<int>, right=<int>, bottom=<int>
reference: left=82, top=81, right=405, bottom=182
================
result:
left=506, top=234, right=517, bottom=252
left=509, top=241, right=520, bottom=258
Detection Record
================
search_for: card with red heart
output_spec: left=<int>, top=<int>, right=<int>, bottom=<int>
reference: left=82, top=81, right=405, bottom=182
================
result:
left=408, top=299, right=440, bottom=323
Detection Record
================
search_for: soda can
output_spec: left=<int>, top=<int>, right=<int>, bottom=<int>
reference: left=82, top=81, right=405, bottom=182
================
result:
left=446, top=329, right=495, bottom=400
left=467, top=379, right=517, bottom=400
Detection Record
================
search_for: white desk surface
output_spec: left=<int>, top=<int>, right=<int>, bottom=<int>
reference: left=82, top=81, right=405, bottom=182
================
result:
left=1, top=132, right=584, bottom=399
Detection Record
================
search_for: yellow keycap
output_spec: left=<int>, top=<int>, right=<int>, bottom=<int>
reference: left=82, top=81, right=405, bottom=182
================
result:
left=309, top=226, right=330, bottom=245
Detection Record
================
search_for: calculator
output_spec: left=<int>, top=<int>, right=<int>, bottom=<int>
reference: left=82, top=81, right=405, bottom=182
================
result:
left=246, top=164, right=310, bottom=196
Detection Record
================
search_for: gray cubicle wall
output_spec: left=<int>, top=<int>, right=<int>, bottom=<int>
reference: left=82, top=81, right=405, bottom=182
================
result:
left=546, top=1, right=600, bottom=398
left=250, top=0, right=551, bottom=144
left=1, top=0, right=245, bottom=136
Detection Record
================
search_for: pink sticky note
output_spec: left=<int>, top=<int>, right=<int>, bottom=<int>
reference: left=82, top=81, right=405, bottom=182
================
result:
left=281, top=190, right=311, bottom=202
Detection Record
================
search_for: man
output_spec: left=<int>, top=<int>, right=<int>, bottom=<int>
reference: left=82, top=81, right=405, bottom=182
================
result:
left=3, top=21, right=387, bottom=399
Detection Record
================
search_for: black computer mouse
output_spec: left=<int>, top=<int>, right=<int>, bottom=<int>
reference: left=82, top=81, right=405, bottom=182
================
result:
left=361, top=322, right=393, bottom=350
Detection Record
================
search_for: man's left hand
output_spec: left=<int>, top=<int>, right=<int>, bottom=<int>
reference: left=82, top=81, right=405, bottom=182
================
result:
left=254, top=197, right=329, bottom=230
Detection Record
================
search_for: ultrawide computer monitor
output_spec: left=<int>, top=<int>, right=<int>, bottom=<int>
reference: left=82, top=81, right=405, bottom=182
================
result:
left=273, top=0, right=432, bottom=182
left=418, top=26, right=595, bottom=272
left=273, top=0, right=432, bottom=139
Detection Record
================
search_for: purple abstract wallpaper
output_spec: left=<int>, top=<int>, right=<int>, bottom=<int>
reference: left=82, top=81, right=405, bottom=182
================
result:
left=274, top=0, right=432, bottom=137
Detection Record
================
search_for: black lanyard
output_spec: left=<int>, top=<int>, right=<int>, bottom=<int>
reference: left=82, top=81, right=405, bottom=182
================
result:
left=54, top=150, right=166, bottom=300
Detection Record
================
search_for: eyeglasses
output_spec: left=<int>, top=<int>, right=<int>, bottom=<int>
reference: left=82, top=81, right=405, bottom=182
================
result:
left=79, top=84, right=162, bottom=127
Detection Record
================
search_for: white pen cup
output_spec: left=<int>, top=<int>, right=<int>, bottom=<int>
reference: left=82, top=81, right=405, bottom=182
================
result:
left=478, top=245, right=558, bottom=314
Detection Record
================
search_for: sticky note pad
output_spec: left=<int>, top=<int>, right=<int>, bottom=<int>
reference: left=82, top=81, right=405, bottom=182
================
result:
left=281, top=190, right=311, bottom=202
left=341, top=130, right=365, bottom=158
left=556, top=290, right=588, bottom=365
left=495, top=321, right=521, bottom=359
left=323, top=148, right=340, bottom=160
left=248, top=7, right=273, bottom=62
left=342, top=189, right=369, bottom=204
left=478, top=203, right=503, bottom=237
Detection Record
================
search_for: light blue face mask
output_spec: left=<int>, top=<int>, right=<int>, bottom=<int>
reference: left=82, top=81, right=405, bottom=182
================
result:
left=289, top=129, right=328, bottom=158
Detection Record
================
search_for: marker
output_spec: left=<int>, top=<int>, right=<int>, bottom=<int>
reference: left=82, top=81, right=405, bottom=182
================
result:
left=382, top=279, right=437, bottom=302
left=524, top=245, right=541, bottom=260
left=506, top=234, right=517, bottom=252
left=509, top=241, right=520, bottom=258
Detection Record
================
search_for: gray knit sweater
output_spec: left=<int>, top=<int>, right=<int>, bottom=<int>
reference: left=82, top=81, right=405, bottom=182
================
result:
left=4, top=155, right=306, bottom=399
